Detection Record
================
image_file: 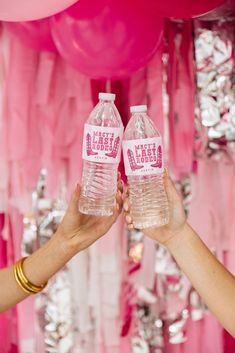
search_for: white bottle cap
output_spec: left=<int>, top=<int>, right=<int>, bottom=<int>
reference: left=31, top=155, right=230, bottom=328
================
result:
left=99, top=92, right=116, bottom=101
left=130, top=105, right=147, bottom=113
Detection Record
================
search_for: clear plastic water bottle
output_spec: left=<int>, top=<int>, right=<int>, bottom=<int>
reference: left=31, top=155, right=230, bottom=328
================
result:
left=79, top=92, right=123, bottom=216
left=123, top=105, right=169, bottom=229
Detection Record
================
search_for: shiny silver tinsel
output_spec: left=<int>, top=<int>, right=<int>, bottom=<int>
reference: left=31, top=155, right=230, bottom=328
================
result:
left=22, top=169, right=75, bottom=353
left=194, top=20, right=235, bottom=161
left=128, top=228, right=191, bottom=352
left=37, top=270, right=74, bottom=353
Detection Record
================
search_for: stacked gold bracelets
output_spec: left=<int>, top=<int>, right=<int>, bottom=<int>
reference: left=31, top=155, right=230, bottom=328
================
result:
left=13, top=257, right=47, bottom=294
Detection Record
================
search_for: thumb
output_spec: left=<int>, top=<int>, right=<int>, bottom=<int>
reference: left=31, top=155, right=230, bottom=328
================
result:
left=68, top=183, right=81, bottom=214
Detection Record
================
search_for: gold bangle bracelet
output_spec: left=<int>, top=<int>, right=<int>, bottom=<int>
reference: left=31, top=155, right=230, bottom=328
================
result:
left=15, top=261, right=38, bottom=294
left=13, top=264, right=33, bottom=294
left=16, top=260, right=42, bottom=293
left=13, top=257, right=47, bottom=295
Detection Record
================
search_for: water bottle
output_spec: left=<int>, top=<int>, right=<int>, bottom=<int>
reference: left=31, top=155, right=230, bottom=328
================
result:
left=79, top=92, right=123, bottom=216
left=123, top=105, right=169, bottom=229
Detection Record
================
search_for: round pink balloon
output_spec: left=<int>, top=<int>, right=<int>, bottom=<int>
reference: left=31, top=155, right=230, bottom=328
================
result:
left=0, top=0, right=79, bottom=22
left=5, top=19, right=57, bottom=52
left=66, top=0, right=105, bottom=19
left=154, top=0, right=225, bottom=18
left=51, top=0, right=164, bottom=79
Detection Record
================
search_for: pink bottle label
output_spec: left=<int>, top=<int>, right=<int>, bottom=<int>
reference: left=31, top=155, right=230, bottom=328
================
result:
left=82, top=124, right=123, bottom=164
left=122, top=137, right=164, bottom=176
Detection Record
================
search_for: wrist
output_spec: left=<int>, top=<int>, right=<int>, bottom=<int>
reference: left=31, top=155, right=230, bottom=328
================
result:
left=53, top=227, right=88, bottom=258
left=51, top=230, right=78, bottom=260
left=23, top=233, right=75, bottom=286
left=163, top=222, right=189, bottom=249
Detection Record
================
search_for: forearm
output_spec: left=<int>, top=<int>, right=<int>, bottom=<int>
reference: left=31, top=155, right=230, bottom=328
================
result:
left=166, top=223, right=235, bottom=337
left=0, top=233, right=74, bottom=312
left=0, top=179, right=121, bottom=313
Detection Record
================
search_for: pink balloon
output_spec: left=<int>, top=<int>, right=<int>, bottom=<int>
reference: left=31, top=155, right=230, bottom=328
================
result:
left=154, top=0, right=226, bottom=18
left=51, top=0, right=163, bottom=80
left=5, top=19, right=57, bottom=53
left=0, top=0, right=79, bottom=22
left=66, top=0, right=105, bottom=19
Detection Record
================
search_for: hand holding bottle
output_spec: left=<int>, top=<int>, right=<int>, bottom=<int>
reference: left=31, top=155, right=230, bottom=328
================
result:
left=124, top=170, right=186, bottom=246
left=0, top=177, right=124, bottom=313
left=57, top=176, right=124, bottom=256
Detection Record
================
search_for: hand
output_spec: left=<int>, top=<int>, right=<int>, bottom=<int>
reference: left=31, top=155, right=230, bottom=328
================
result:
left=55, top=176, right=123, bottom=257
left=124, top=171, right=187, bottom=246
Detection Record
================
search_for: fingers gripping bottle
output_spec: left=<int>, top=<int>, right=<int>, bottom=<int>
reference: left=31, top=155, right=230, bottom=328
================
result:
left=123, top=105, right=169, bottom=229
left=79, top=93, right=123, bottom=216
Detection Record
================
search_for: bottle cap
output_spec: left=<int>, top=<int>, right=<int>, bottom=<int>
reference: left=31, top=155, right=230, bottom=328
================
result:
left=130, top=105, right=147, bottom=113
left=99, top=92, right=116, bottom=101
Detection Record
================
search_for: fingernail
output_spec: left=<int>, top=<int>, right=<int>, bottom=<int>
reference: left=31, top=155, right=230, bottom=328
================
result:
left=164, top=168, right=169, bottom=176
left=118, top=190, right=122, bottom=197
left=123, top=203, right=129, bottom=211
left=128, top=224, right=134, bottom=230
left=116, top=203, right=120, bottom=211
left=126, top=215, right=132, bottom=223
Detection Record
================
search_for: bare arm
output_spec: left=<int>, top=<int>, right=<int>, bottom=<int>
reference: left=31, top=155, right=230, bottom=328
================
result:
left=0, top=236, right=72, bottom=312
left=0, top=182, right=123, bottom=312
left=125, top=172, right=235, bottom=337
left=166, top=222, right=235, bottom=336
